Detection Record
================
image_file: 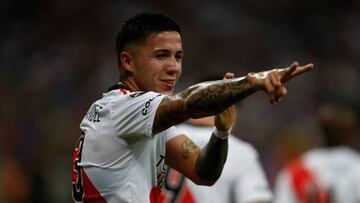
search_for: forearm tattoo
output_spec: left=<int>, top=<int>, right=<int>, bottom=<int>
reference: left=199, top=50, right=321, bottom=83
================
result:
left=185, top=77, right=255, bottom=118
left=180, top=139, right=197, bottom=159
left=154, top=77, right=256, bottom=134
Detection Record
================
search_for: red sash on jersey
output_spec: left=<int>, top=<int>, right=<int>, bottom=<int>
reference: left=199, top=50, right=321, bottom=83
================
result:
left=81, top=170, right=108, bottom=203
left=154, top=169, right=195, bottom=203
left=72, top=134, right=108, bottom=203
left=287, top=158, right=329, bottom=203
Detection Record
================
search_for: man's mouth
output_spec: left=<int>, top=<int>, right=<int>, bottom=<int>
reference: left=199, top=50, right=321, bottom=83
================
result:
left=161, top=80, right=175, bottom=87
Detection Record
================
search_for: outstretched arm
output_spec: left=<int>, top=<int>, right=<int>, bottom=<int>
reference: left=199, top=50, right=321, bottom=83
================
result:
left=165, top=62, right=313, bottom=185
left=154, top=61, right=314, bottom=134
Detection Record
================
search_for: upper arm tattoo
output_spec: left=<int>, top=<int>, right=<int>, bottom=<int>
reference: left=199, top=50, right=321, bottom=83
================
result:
left=180, top=139, right=197, bottom=159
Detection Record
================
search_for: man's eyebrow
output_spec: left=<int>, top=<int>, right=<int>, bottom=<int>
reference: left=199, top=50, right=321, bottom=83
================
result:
left=153, top=49, right=170, bottom=53
left=153, top=49, right=183, bottom=54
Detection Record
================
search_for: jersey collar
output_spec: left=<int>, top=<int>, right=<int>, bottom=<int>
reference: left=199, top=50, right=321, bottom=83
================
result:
left=108, top=83, right=130, bottom=91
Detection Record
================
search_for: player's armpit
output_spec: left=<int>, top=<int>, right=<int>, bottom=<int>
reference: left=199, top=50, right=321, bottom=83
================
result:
left=165, top=134, right=211, bottom=185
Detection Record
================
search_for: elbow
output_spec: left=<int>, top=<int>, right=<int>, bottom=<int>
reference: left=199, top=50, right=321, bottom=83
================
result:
left=190, top=176, right=218, bottom=186
left=192, top=167, right=222, bottom=186
left=194, top=168, right=222, bottom=186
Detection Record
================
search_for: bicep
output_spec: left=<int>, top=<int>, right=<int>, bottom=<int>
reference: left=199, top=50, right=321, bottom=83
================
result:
left=153, top=96, right=189, bottom=134
left=165, top=134, right=205, bottom=184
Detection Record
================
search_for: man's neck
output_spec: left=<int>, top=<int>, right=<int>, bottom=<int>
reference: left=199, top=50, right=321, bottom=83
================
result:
left=121, top=78, right=140, bottom=92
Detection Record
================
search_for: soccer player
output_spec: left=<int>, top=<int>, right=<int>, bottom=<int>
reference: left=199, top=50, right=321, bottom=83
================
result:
left=71, top=13, right=314, bottom=203
left=273, top=104, right=360, bottom=203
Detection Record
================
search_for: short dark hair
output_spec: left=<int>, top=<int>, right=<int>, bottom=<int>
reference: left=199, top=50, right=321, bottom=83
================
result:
left=116, top=13, right=181, bottom=57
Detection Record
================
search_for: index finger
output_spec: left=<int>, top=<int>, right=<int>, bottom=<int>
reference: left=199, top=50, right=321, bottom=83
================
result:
left=283, top=61, right=299, bottom=78
left=281, top=63, right=314, bottom=83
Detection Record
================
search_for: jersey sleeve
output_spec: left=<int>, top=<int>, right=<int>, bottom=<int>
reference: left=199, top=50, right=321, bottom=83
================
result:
left=163, top=126, right=185, bottom=142
left=110, top=91, right=166, bottom=139
left=233, top=149, right=273, bottom=202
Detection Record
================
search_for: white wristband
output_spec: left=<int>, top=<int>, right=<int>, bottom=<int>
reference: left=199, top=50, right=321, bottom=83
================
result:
left=213, top=127, right=231, bottom=139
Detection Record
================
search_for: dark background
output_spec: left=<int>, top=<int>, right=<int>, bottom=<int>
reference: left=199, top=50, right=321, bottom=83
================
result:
left=1, top=0, right=359, bottom=202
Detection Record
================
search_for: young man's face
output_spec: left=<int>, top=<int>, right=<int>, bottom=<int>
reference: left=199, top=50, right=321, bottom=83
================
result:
left=131, top=31, right=183, bottom=95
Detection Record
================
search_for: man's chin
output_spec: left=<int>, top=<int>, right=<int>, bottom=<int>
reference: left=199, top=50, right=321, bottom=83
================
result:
left=159, top=88, right=174, bottom=95
left=163, top=90, right=174, bottom=95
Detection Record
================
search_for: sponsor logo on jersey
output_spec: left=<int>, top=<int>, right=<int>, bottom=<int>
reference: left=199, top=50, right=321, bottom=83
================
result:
left=84, top=104, right=103, bottom=122
left=156, top=155, right=167, bottom=188
left=142, top=94, right=162, bottom=115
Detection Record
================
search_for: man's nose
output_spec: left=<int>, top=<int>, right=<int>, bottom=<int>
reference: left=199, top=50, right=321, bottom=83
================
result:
left=165, top=57, right=181, bottom=73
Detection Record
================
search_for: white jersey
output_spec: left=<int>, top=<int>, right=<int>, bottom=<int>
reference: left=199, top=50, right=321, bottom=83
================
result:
left=160, top=124, right=273, bottom=203
left=71, top=86, right=182, bottom=203
left=274, top=146, right=360, bottom=203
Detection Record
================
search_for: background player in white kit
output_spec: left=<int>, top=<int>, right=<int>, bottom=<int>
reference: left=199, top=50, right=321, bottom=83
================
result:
left=160, top=75, right=272, bottom=203
left=162, top=116, right=273, bottom=203
left=71, top=13, right=314, bottom=203
left=273, top=103, right=360, bottom=203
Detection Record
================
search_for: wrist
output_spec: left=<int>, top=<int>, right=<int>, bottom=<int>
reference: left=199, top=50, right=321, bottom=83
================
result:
left=245, top=73, right=262, bottom=91
left=213, top=127, right=231, bottom=139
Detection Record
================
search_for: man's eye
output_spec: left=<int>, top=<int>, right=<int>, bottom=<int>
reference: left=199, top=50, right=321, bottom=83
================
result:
left=156, top=54, right=168, bottom=59
left=175, top=54, right=182, bottom=60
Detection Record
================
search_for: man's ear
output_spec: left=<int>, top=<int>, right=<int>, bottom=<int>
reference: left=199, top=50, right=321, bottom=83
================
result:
left=120, top=51, right=134, bottom=73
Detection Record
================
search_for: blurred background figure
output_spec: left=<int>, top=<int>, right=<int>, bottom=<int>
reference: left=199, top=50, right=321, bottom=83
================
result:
left=273, top=103, right=360, bottom=203
left=263, top=125, right=319, bottom=187
left=160, top=74, right=272, bottom=203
